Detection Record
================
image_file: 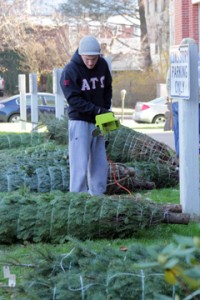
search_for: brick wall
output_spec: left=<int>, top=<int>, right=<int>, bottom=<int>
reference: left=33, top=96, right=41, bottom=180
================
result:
left=174, top=0, right=199, bottom=46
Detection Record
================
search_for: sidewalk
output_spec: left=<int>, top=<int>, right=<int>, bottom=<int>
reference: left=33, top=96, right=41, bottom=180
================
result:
left=122, top=119, right=175, bottom=150
left=0, top=122, right=45, bottom=133
left=0, top=119, right=163, bottom=133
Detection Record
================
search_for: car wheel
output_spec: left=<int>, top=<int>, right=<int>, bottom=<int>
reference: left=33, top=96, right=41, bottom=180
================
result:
left=153, top=114, right=165, bottom=124
left=9, top=114, right=20, bottom=123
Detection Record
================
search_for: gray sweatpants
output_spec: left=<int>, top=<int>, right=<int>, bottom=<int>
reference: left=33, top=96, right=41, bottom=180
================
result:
left=68, top=120, right=108, bottom=195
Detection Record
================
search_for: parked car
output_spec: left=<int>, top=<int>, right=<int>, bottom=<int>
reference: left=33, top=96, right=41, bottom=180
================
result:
left=0, top=92, right=67, bottom=122
left=132, top=96, right=169, bottom=124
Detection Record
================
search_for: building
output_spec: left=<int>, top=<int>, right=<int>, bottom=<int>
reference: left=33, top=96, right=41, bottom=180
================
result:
left=172, top=0, right=199, bottom=47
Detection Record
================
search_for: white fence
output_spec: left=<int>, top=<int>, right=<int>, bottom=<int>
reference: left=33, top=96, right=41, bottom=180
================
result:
left=18, top=68, right=64, bottom=131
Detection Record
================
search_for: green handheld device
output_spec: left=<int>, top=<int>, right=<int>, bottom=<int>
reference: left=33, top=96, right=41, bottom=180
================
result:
left=93, top=112, right=120, bottom=136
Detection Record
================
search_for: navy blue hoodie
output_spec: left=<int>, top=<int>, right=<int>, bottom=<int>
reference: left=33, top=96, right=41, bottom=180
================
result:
left=60, top=50, right=112, bottom=123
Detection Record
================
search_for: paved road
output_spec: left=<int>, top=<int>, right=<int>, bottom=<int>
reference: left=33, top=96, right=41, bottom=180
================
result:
left=122, top=119, right=175, bottom=151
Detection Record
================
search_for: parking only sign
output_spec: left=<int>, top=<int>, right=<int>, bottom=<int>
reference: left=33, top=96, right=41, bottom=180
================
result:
left=170, top=45, right=190, bottom=99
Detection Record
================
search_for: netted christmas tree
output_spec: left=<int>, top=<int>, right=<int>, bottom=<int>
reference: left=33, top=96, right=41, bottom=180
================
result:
left=13, top=241, right=173, bottom=300
left=106, top=125, right=177, bottom=165
left=0, top=191, right=189, bottom=244
left=0, top=115, right=179, bottom=195
left=3, top=236, right=199, bottom=300
left=0, top=134, right=179, bottom=193
left=40, top=116, right=178, bottom=166
left=0, top=132, right=45, bottom=150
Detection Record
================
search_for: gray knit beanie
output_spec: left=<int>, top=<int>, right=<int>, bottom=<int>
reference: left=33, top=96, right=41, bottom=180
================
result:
left=78, top=35, right=101, bottom=55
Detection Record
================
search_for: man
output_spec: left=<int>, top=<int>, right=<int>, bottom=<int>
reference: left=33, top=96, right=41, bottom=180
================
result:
left=60, top=35, right=112, bottom=195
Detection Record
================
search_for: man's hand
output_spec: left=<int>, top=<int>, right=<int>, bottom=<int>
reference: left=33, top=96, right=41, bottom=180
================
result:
left=97, top=107, right=109, bottom=115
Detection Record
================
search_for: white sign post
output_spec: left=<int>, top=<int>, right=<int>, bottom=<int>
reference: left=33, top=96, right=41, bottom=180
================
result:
left=18, top=74, right=27, bottom=130
left=53, top=68, right=64, bottom=120
left=170, top=42, right=200, bottom=216
left=29, top=73, right=38, bottom=132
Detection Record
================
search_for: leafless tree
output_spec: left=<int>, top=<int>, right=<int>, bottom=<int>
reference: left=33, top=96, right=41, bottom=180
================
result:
left=138, top=0, right=152, bottom=69
left=59, top=0, right=152, bottom=69
left=0, top=0, right=70, bottom=73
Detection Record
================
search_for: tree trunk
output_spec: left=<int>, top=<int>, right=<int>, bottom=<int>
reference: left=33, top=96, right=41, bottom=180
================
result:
left=138, top=0, right=152, bottom=69
left=160, top=204, right=182, bottom=213
left=163, top=212, right=190, bottom=225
